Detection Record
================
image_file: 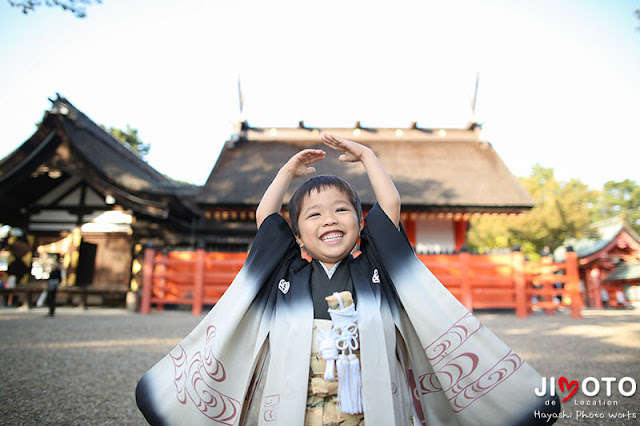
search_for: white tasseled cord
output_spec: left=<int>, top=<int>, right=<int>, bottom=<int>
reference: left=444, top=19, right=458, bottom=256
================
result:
left=316, top=329, right=339, bottom=381
left=326, top=292, right=364, bottom=415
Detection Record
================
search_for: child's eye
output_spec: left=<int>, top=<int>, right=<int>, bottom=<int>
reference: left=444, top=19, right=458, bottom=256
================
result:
left=307, top=212, right=320, bottom=218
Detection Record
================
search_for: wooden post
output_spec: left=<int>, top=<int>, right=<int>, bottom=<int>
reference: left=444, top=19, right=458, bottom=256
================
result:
left=459, top=252, right=473, bottom=312
left=192, top=244, right=206, bottom=315
left=588, top=268, right=604, bottom=309
left=80, top=287, right=88, bottom=310
left=513, top=250, right=527, bottom=318
left=454, top=219, right=469, bottom=252
left=155, top=252, right=167, bottom=312
left=541, top=256, right=555, bottom=316
left=140, top=245, right=155, bottom=315
left=565, top=250, right=582, bottom=318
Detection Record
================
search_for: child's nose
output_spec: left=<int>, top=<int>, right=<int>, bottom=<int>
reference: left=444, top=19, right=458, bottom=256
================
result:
left=323, top=214, right=338, bottom=226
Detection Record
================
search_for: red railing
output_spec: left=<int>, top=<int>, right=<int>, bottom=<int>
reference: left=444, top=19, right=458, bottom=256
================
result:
left=140, top=248, right=581, bottom=318
left=141, top=250, right=247, bottom=315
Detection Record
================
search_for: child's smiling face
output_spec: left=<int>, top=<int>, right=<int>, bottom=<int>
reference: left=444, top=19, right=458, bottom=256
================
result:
left=295, top=186, right=363, bottom=269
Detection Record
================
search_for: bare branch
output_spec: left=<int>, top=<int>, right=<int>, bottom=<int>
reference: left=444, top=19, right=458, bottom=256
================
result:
left=7, top=0, right=102, bottom=18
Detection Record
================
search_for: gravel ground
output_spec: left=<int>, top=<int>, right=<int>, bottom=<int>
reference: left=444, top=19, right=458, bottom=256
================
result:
left=0, top=306, right=638, bottom=425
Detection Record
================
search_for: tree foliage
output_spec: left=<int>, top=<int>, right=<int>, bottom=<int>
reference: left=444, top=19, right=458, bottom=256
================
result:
left=591, top=179, right=640, bottom=235
left=8, top=0, right=101, bottom=18
left=104, top=124, right=151, bottom=159
left=467, top=165, right=596, bottom=260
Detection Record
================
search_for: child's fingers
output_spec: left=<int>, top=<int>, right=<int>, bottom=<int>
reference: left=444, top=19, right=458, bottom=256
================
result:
left=299, top=149, right=325, bottom=156
left=321, top=133, right=339, bottom=144
left=298, top=149, right=325, bottom=163
left=322, top=137, right=346, bottom=152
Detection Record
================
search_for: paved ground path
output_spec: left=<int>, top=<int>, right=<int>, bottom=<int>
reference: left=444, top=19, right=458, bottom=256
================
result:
left=0, top=306, right=638, bottom=425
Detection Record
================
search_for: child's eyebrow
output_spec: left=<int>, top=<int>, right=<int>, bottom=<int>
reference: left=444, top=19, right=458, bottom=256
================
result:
left=302, top=204, right=320, bottom=216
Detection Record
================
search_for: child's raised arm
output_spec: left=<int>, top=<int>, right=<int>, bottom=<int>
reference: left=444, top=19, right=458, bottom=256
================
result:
left=322, top=133, right=401, bottom=227
left=255, top=149, right=326, bottom=229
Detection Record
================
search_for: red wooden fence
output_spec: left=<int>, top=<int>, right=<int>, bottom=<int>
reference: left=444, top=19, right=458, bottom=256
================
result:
left=140, top=248, right=581, bottom=318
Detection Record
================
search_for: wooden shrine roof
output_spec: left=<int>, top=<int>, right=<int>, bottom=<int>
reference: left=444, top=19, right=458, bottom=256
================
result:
left=197, top=123, right=534, bottom=212
left=555, top=216, right=640, bottom=262
left=0, top=96, right=199, bottom=230
left=605, top=260, right=640, bottom=282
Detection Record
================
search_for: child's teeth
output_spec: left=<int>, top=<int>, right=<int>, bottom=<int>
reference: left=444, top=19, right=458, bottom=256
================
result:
left=322, top=233, right=342, bottom=242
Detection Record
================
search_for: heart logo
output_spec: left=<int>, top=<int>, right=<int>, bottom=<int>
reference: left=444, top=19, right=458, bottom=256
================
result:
left=278, top=279, right=290, bottom=294
left=558, top=376, right=578, bottom=402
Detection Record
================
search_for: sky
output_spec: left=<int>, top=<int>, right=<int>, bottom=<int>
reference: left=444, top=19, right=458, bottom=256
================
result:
left=0, top=0, right=639, bottom=190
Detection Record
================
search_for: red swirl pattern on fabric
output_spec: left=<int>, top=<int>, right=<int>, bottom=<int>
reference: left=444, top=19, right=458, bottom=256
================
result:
left=170, top=326, right=242, bottom=425
left=263, top=394, right=280, bottom=422
left=415, top=313, right=524, bottom=414
left=424, top=313, right=483, bottom=366
left=170, top=345, right=188, bottom=404
left=449, top=351, right=524, bottom=412
left=418, top=352, right=479, bottom=394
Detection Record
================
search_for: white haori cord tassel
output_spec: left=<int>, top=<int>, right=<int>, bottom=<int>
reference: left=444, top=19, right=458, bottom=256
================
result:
left=326, top=292, right=363, bottom=414
left=317, top=329, right=339, bottom=381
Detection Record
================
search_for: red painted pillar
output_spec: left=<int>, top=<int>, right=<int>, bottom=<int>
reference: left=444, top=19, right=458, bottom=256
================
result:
left=513, top=251, right=527, bottom=318
left=588, top=268, right=604, bottom=309
left=541, top=256, right=556, bottom=316
left=459, top=252, right=473, bottom=312
left=565, top=251, right=582, bottom=318
left=140, top=246, right=155, bottom=315
left=192, top=246, right=206, bottom=315
left=402, top=213, right=417, bottom=248
left=454, top=219, right=468, bottom=252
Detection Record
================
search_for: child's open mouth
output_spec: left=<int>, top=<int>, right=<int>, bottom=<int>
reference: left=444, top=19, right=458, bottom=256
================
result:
left=320, top=231, right=344, bottom=244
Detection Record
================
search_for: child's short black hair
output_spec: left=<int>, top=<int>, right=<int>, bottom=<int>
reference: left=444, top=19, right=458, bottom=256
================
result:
left=288, top=175, right=362, bottom=236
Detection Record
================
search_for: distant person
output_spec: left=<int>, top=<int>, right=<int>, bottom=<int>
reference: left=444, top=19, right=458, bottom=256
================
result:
left=47, top=263, right=62, bottom=317
left=616, top=289, right=627, bottom=309
left=600, top=288, right=609, bottom=308
left=6, top=275, right=16, bottom=306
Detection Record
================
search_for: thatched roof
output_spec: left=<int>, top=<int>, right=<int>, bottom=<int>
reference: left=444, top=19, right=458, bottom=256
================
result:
left=0, top=95, right=199, bottom=230
left=198, top=124, right=534, bottom=212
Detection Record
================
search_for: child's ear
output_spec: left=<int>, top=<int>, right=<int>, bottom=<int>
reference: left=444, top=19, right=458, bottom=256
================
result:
left=359, top=217, right=365, bottom=231
left=295, top=235, right=305, bottom=248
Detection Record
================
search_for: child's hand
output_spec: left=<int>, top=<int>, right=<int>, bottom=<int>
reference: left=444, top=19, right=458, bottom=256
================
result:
left=322, top=133, right=370, bottom=163
left=282, top=149, right=326, bottom=178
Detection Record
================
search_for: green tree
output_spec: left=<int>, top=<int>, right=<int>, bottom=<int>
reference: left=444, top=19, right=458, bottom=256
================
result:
left=8, top=0, right=101, bottom=18
left=591, top=179, right=640, bottom=234
left=104, top=124, right=151, bottom=159
left=467, top=165, right=596, bottom=260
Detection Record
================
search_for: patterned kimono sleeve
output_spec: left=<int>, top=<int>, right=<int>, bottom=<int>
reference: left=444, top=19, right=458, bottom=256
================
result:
left=136, top=213, right=302, bottom=426
left=244, top=212, right=300, bottom=278
left=359, top=204, right=561, bottom=426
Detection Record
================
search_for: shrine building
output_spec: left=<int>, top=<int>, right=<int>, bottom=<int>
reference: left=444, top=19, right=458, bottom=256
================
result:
left=196, top=120, right=535, bottom=252
left=556, top=217, right=640, bottom=308
left=0, top=96, right=535, bottom=305
left=0, top=96, right=198, bottom=296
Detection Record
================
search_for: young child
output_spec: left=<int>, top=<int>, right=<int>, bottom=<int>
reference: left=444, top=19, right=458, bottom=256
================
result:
left=137, top=134, right=559, bottom=425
